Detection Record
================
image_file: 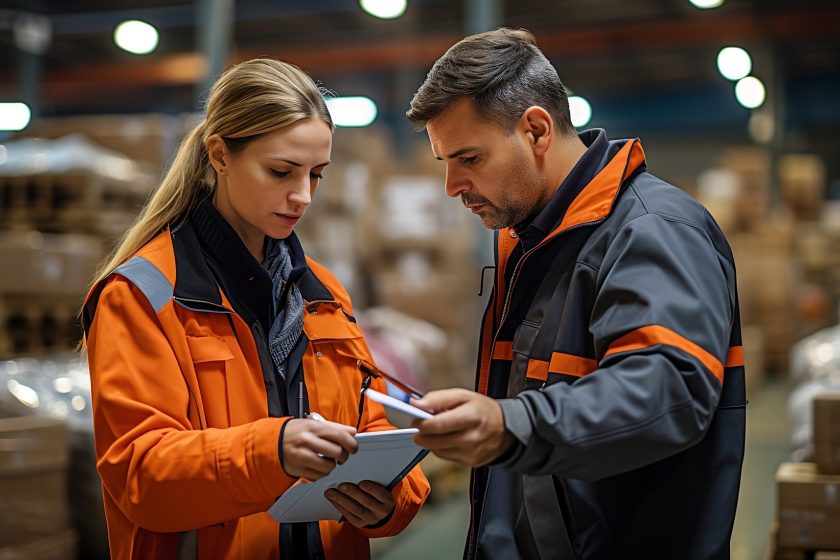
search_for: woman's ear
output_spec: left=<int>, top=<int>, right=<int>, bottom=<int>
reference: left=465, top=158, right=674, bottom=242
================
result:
left=206, top=135, right=228, bottom=174
left=520, top=106, right=554, bottom=157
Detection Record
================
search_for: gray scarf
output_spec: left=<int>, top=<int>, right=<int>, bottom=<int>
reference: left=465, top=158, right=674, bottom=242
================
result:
left=263, top=238, right=304, bottom=380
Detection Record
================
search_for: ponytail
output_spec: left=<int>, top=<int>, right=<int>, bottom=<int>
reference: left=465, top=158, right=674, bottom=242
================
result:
left=87, top=121, right=212, bottom=291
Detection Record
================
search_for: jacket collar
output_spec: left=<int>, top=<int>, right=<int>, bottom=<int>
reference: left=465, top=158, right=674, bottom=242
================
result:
left=172, top=211, right=333, bottom=309
left=515, top=129, right=609, bottom=242
left=499, top=131, right=647, bottom=250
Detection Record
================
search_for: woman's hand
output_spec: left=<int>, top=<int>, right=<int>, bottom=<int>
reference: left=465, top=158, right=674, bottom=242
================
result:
left=281, top=419, right=358, bottom=480
left=325, top=481, right=396, bottom=528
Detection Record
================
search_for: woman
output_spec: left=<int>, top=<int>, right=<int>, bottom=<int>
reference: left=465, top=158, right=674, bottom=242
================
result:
left=82, top=58, right=429, bottom=559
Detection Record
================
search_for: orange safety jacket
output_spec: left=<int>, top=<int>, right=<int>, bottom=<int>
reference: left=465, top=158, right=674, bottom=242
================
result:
left=82, top=224, right=429, bottom=559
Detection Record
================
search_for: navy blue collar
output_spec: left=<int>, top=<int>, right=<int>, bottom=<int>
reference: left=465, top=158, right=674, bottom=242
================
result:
left=177, top=199, right=331, bottom=313
left=515, top=128, right=609, bottom=249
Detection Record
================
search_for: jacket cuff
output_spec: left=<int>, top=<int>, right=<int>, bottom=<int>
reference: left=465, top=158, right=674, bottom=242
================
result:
left=493, top=398, right=533, bottom=467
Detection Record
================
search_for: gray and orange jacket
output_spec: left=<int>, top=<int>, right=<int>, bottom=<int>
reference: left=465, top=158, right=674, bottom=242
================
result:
left=82, top=220, right=429, bottom=559
left=469, top=130, right=745, bottom=559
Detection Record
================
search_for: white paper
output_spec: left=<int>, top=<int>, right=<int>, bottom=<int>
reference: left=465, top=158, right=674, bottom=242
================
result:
left=365, top=389, right=433, bottom=420
left=268, top=428, right=425, bottom=523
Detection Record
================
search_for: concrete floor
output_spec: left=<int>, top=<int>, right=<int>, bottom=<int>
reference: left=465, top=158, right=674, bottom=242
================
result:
left=373, top=377, right=793, bottom=560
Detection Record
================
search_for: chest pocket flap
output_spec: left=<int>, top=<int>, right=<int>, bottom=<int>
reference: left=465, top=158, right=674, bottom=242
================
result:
left=303, top=302, right=363, bottom=341
left=186, top=335, right=235, bottom=363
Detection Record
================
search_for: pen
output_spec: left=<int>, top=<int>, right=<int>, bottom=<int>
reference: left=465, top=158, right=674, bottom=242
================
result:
left=307, top=412, right=330, bottom=460
left=299, top=380, right=304, bottom=418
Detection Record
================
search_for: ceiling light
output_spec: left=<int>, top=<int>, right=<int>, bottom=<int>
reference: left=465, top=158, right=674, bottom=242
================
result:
left=717, top=47, right=752, bottom=81
left=114, top=20, right=159, bottom=55
left=689, top=0, right=724, bottom=8
left=325, top=96, right=378, bottom=127
left=735, top=76, right=766, bottom=109
left=359, top=0, right=408, bottom=19
left=568, top=96, right=592, bottom=128
left=0, top=102, right=32, bottom=131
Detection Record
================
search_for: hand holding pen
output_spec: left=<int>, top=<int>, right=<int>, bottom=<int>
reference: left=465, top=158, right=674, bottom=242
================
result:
left=280, top=413, right=358, bottom=480
left=315, top=409, right=396, bottom=529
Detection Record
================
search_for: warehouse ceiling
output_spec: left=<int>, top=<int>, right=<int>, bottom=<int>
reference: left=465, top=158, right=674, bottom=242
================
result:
left=1, top=0, right=839, bottom=139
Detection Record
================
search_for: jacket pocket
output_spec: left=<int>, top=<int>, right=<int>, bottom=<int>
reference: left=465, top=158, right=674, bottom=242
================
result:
left=509, top=322, right=541, bottom=397
left=186, top=335, right=234, bottom=427
left=303, top=301, right=367, bottom=356
left=187, top=335, right=235, bottom=363
left=303, top=301, right=371, bottom=425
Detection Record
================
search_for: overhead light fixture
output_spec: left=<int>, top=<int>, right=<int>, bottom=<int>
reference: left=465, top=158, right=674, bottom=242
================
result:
left=735, top=76, right=766, bottom=109
left=717, top=46, right=752, bottom=81
left=325, top=96, right=378, bottom=127
left=359, top=0, right=408, bottom=19
left=114, top=20, right=159, bottom=55
left=0, top=102, right=32, bottom=131
left=568, top=95, right=592, bottom=128
left=689, top=0, right=724, bottom=8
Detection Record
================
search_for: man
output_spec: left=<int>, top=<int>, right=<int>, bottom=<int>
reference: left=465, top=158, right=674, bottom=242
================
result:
left=407, top=28, right=746, bottom=559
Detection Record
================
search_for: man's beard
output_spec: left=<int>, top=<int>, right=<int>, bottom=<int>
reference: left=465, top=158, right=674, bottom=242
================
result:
left=462, top=151, right=544, bottom=230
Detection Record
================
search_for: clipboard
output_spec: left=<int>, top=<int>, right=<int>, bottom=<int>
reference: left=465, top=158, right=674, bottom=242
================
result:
left=268, top=428, right=428, bottom=523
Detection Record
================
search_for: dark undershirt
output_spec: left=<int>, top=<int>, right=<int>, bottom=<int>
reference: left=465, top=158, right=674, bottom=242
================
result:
left=189, top=197, right=274, bottom=333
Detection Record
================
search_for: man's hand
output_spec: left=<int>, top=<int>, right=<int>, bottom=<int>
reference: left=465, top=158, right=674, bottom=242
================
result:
left=411, top=388, right=515, bottom=467
left=325, top=481, right=396, bottom=528
left=281, top=419, right=358, bottom=480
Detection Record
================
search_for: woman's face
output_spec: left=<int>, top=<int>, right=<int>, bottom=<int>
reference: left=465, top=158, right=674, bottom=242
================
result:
left=211, top=117, right=332, bottom=258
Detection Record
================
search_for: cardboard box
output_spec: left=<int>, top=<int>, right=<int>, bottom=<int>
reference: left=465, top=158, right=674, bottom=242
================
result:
left=720, top=147, right=771, bottom=230
left=814, top=394, right=840, bottom=474
left=776, top=462, right=840, bottom=550
left=779, top=154, right=826, bottom=221
left=0, top=415, right=71, bottom=547
left=742, top=325, right=765, bottom=397
left=0, top=231, right=103, bottom=298
left=0, top=529, right=76, bottom=560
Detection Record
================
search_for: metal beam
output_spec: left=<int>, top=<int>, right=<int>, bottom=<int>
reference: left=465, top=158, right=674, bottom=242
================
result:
left=20, top=7, right=840, bottom=108
left=196, top=0, right=234, bottom=105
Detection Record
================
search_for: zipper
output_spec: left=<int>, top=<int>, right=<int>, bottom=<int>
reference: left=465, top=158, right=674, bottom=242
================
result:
left=253, top=319, right=287, bottom=415
left=496, top=218, right=606, bottom=338
left=467, top=218, right=608, bottom=559
left=466, top=471, right=477, bottom=559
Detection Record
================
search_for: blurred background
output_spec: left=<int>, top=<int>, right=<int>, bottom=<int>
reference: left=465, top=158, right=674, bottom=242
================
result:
left=1, top=0, right=839, bottom=558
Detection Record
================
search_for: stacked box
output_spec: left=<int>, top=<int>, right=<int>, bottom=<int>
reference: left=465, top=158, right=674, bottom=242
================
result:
left=0, top=415, right=74, bottom=552
left=720, top=146, right=771, bottom=231
left=0, top=170, right=151, bottom=237
left=730, top=215, right=797, bottom=373
left=776, top=462, right=840, bottom=551
left=0, top=231, right=103, bottom=298
left=23, top=113, right=188, bottom=169
left=0, top=296, right=83, bottom=357
left=778, top=154, right=826, bottom=221
left=741, top=325, right=765, bottom=396
left=814, top=394, right=840, bottom=474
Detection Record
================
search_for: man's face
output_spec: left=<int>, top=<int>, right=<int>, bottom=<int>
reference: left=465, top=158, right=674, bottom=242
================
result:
left=426, top=98, right=546, bottom=230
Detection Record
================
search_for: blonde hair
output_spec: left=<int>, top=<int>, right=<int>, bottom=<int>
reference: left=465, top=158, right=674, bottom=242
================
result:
left=89, top=58, right=333, bottom=293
